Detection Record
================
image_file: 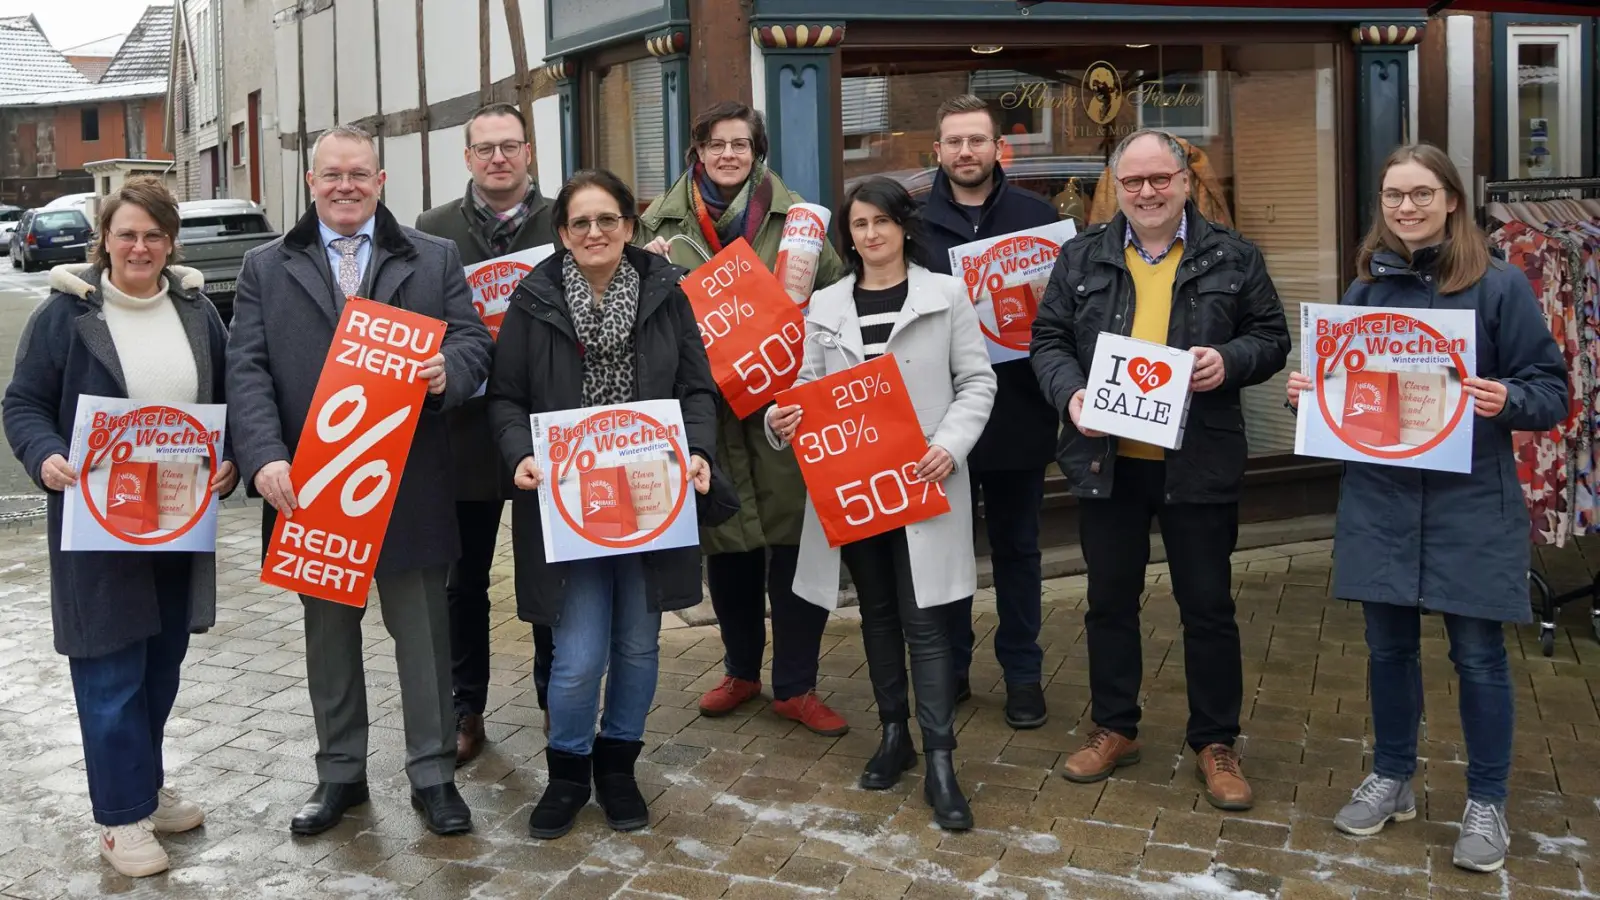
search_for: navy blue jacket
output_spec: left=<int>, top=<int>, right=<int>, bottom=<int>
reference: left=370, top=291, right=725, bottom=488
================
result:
left=1331, top=247, right=1566, bottom=622
left=3, top=264, right=232, bottom=658
left=921, top=166, right=1061, bottom=471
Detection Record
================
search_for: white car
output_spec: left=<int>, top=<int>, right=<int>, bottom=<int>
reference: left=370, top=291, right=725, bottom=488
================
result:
left=0, top=205, right=20, bottom=256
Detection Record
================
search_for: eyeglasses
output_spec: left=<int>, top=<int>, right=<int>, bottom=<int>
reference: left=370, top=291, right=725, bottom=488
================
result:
left=110, top=230, right=169, bottom=248
left=939, top=135, right=996, bottom=152
left=1380, top=187, right=1443, bottom=208
left=316, top=170, right=377, bottom=186
left=470, top=140, right=527, bottom=161
left=1118, top=172, right=1183, bottom=193
left=703, top=139, right=753, bottom=157
left=562, top=214, right=629, bottom=235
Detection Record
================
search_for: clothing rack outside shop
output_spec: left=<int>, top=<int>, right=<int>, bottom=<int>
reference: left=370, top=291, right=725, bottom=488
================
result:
left=1483, top=176, right=1600, bottom=655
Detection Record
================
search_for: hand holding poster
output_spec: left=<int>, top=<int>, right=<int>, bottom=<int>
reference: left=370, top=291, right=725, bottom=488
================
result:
left=682, top=239, right=806, bottom=418
left=1294, top=303, right=1476, bottom=472
left=774, top=203, right=831, bottom=310
left=531, top=399, right=699, bottom=562
left=261, top=298, right=446, bottom=606
left=948, top=219, right=1078, bottom=363
left=63, top=396, right=227, bottom=551
left=1076, top=333, right=1194, bottom=450
left=465, top=244, right=556, bottom=340
left=777, top=355, right=950, bottom=547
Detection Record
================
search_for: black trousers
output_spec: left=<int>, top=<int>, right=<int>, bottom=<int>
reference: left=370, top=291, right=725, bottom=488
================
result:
left=705, top=544, right=826, bottom=700
left=944, top=467, right=1046, bottom=685
left=841, top=529, right=957, bottom=751
left=1078, top=457, right=1242, bottom=750
left=449, top=499, right=553, bottom=715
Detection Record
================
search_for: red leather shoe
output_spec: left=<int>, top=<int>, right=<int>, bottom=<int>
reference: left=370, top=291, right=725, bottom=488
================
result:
left=698, top=676, right=761, bottom=717
left=770, top=692, right=850, bottom=737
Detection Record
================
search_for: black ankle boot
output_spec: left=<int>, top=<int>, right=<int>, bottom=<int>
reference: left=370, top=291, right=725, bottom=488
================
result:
left=923, top=749, right=973, bottom=831
left=593, top=736, right=649, bottom=831
left=859, top=722, right=918, bottom=790
left=529, top=748, right=591, bottom=839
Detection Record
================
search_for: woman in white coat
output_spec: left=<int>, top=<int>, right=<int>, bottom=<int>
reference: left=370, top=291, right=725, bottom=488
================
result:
left=767, top=177, right=996, bottom=830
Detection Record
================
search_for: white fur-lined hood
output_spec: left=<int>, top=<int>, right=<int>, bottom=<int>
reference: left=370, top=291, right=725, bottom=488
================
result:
left=49, top=263, right=206, bottom=300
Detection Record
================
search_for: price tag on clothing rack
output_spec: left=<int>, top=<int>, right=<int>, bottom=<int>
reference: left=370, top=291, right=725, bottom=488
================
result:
left=682, top=239, right=807, bottom=419
left=777, top=355, right=951, bottom=547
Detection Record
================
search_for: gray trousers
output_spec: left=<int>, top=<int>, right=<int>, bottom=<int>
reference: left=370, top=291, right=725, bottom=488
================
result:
left=300, top=565, right=456, bottom=789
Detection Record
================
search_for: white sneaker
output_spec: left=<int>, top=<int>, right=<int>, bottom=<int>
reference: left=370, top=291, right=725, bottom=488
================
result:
left=150, top=788, right=205, bottom=833
left=99, top=819, right=169, bottom=877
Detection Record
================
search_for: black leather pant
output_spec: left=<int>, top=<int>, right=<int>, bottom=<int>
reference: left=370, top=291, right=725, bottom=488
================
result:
left=840, top=528, right=957, bottom=751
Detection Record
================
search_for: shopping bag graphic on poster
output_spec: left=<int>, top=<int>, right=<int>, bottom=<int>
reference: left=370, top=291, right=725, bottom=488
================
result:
left=1295, top=303, right=1476, bottom=472
left=778, top=355, right=951, bottom=547
left=1076, top=333, right=1195, bottom=450
left=530, top=399, right=699, bottom=562
left=682, top=239, right=806, bottom=418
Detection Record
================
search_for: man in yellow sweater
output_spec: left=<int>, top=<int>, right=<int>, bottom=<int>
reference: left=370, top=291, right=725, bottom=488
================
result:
left=1031, top=130, right=1290, bottom=812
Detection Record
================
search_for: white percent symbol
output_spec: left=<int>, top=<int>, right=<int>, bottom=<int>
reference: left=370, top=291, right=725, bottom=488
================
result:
left=298, top=384, right=412, bottom=517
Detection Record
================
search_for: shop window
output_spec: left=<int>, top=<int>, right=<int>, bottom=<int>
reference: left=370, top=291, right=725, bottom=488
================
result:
left=81, top=108, right=99, bottom=142
left=1506, top=25, right=1583, bottom=178
left=840, top=44, right=1341, bottom=457
left=596, top=57, right=667, bottom=207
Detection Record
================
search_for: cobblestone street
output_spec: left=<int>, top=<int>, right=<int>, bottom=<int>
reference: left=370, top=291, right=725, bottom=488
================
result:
left=0, top=502, right=1598, bottom=899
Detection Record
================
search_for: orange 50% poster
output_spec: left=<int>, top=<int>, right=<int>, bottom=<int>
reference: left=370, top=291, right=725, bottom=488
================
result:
left=261, top=298, right=446, bottom=606
left=682, top=239, right=806, bottom=419
left=778, top=355, right=951, bottom=547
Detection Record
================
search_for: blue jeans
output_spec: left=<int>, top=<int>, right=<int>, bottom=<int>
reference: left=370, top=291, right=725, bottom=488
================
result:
left=946, top=468, right=1045, bottom=685
left=547, top=555, right=660, bottom=755
left=1363, top=602, right=1513, bottom=803
left=68, top=556, right=192, bottom=826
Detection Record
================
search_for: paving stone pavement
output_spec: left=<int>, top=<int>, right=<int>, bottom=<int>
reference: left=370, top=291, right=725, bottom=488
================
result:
left=1, top=502, right=1600, bottom=899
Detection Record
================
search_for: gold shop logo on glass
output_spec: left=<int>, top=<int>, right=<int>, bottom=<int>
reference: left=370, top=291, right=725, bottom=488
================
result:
left=1082, top=61, right=1124, bottom=126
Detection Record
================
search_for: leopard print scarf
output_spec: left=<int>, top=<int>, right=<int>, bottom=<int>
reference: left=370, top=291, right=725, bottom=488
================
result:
left=563, top=252, right=640, bottom=407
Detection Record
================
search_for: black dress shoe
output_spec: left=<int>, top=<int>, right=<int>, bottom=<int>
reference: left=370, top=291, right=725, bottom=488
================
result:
left=1004, top=682, right=1049, bottom=730
left=955, top=677, right=972, bottom=704
left=290, top=781, right=369, bottom=835
left=859, top=722, right=918, bottom=790
left=411, top=783, right=473, bottom=836
left=924, top=749, right=973, bottom=831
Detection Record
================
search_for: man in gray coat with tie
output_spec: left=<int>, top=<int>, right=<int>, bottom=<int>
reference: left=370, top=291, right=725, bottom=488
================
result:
left=226, top=124, right=493, bottom=837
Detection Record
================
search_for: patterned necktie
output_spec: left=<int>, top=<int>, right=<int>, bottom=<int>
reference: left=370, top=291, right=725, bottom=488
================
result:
left=330, top=234, right=369, bottom=297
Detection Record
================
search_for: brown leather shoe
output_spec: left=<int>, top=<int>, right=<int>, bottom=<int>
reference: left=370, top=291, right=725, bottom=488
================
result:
left=1195, top=743, right=1253, bottom=811
left=1060, top=728, right=1141, bottom=783
left=455, top=713, right=486, bottom=767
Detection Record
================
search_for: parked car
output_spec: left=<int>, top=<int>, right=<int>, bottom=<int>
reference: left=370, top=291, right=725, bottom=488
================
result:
left=176, top=199, right=279, bottom=322
left=10, top=208, right=92, bottom=272
left=0, top=205, right=21, bottom=256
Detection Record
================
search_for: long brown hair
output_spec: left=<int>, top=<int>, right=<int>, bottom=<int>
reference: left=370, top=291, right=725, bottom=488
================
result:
left=1356, top=142, right=1487, bottom=294
left=91, top=175, right=182, bottom=268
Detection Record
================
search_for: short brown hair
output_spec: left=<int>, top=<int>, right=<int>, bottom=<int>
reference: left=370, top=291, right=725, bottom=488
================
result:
left=464, top=102, right=526, bottom=144
left=1357, top=142, right=1488, bottom=295
left=91, top=175, right=181, bottom=268
left=935, top=95, right=999, bottom=139
left=689, top=101, right=768, bottom=165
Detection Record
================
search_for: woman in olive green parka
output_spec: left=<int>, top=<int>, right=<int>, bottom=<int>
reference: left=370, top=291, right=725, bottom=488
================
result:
left=637, top=101, right=847, bottom=735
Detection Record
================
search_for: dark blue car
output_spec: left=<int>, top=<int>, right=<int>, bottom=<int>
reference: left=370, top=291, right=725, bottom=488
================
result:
left=11, top=208, right=91, bottom=272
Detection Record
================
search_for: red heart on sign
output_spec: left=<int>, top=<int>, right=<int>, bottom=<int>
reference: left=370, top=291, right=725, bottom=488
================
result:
left=1129, top=357, right=1172, bottom=393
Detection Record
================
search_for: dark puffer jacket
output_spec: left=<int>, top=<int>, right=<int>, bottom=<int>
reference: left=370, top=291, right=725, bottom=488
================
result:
left=1031, top=202, right=1290, bottom=503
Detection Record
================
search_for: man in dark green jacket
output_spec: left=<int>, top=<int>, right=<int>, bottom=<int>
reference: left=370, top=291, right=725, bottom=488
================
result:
left=415, top=102, right=554, bottom=765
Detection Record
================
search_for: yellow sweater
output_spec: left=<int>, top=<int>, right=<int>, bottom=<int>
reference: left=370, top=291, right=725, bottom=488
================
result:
left=1119, top=243, right=1183, bottom=460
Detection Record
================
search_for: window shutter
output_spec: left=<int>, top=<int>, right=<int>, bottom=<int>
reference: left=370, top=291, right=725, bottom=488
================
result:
left=841, top=76, right=888, bottom=135
left=629, top=58, right=666, bottom=201
left=1229, top=67, right=1341, bottom=456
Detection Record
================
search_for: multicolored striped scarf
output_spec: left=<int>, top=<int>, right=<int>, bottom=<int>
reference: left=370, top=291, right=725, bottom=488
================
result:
left=688, top=158, right=772, bottom=253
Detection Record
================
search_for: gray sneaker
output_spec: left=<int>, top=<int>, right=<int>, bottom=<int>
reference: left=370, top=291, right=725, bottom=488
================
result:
left=1333, top=773, right=1416, bottom=836
left=1453, top=799, right=1509, bottom=873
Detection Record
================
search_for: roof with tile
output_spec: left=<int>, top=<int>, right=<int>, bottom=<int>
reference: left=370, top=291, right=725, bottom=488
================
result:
left=0, top=15, right=91, bottom=99
left=99, top=5, right=173, bottom=85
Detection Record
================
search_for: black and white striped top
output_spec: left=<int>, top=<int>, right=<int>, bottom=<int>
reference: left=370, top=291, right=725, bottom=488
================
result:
left=853, top=279, right=908, bottom=360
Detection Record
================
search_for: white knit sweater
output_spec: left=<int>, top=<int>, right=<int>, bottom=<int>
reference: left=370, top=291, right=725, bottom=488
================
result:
left=100, top=277, right=199, bottom=403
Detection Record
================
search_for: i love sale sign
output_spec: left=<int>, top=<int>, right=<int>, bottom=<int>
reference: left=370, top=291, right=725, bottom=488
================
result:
left=682, top=239, right=806, bottom=419
left=1076, top=333, right=1194, bottom=450
left=261, top=298, right=446, bottom=606
left=778, top=355, right=950, bottom=547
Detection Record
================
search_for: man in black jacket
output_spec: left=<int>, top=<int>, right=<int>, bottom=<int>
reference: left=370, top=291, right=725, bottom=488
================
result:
left=415, top=103, right=555, bottom=765
left=920, top=95, right=1058, bottom=730
left=1031, top=129, right=1288, bottom=811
